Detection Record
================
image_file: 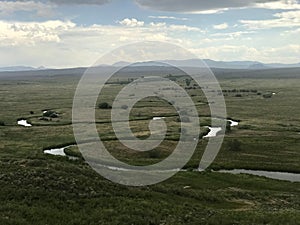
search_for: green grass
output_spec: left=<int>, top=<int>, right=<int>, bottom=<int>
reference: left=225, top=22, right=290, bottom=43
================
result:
left=0, top=68, right=299, bottom=224
left=0, top=160, right=299, bottom=225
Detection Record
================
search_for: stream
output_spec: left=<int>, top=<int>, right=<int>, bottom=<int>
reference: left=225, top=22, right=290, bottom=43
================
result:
left=44, top=145, right=78, bottom=160
left=17, top=120, right=32, bottom=127
left=218, top=169, right=300, bottom=182
left=40, top=118, right=300, bottom=182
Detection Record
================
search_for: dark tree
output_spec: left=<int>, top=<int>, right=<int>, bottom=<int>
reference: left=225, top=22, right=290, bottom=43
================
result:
left=226, top=121, right=232, bottom=132
left=43, top=111, right=58, bottom=118
left=263, top=93, right=272, bottom=98
left=98, top=102, right=112, bottom=109
left=185, top=79, right=191, bottom=87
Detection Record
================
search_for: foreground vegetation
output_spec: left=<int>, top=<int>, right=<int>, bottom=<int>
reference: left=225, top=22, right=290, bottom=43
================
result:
left=0, top=67, right=299, bottom=224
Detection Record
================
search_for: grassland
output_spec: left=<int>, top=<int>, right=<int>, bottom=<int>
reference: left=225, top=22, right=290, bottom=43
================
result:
left=0, top=67, right=299, bottom=224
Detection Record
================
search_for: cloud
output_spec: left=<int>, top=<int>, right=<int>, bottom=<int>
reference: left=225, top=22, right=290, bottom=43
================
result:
left=0, top=1, right=54, bottom=17
left=191, top=44, right=300, bottom=64
left=240, top=10, right=300, bottom=29
left=47, top=0, right=110, bottom=5
left=149, top=22, right=202, bottom=32
left=0, top=0, right=112, bottom=18
left=0, top=19, right=199, bottom=67
left=0, top=16, right=298, bottom=68
left=134, top=0, right=281, bottom=13
left=118, top=18, right=144, bottom=27
left=149, top=15, right=189, bottom=21
left=6, top=0, right=110, bottom=6
left=213, top=23, right=228, bottom=30
left=255, top=0, right=300, bottom=10
left=211, top=31, right=255, bottom=38
left=168, top=24, right=202, bottom=32
left=0, top=20, right=75, bottom=46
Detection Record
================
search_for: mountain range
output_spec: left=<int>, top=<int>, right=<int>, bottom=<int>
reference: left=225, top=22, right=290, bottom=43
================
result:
left=0, top=66, right=48, bottom=72
left=1, top=59, right=300, bottom=72
left=112, top=59, right=300, bottom=70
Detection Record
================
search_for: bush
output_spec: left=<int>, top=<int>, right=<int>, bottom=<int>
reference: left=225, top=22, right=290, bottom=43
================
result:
left=98, top=102, right=112, bottom=109
left=121, top=105, right=128, bottom=110
left=226, top=121, right=231, bottom=132
left=180, top=110, right=188, bottom=116
left=0, top=120, right=5, bottom=126
left=43, top=111, right=59, bottom=118
left=263, top=93, right=272, bottom=98
left=39, top=117, right=49, bottom=121
left=227, top=139, right=242, bottom=151
left=148, top=149, right=161, bottom=158
left=178, top=127, right=187, bottom=134
left=177, top=116, right=190, bottom=123
left=49, top=113, right=58, bottom=118
left=185, top=79, right=191, bottom=86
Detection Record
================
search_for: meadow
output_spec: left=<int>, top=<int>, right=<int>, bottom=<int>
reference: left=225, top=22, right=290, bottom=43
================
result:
left=0, top=67, right=299, bottom=224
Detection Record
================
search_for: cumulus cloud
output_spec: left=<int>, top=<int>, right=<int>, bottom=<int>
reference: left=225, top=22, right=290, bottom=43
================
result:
left=213, top=23, right=228, bottom=30
left=0, top=14, right=298, bottom=67
left=148, top=22, right=202, bottom=32
left=0, top=20, right=75, bottom=46
left=118, top=18, right=144, bottom=27
left=0, top=1, right=54, bottom=17
left=0, top=0, right=112, bottom=18
left=241, top=10, right=300, bottom=29
left=5, top=0, right=110, bottom=5
left=46, top=0, right=110, bottom=5
left=255, top=0, right=300, bottom=10
left=191, top=44, right=300, bottom=64
left=0, top=19, right=200, bottom=67
left=168, top=24, right=202, bottom=32
left=134, top=0, right=281, bottom=13
left=149, top=15, right=189, bottom=21
left=211, top=31, right=255, bottom=39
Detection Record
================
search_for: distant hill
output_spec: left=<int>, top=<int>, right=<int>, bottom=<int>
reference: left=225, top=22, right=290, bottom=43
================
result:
left=1, top=59, right=300, bottom=72
left=113, top=59, right=300, bottom=70
left=0, top=66, right=48, bottom=72
left=1, top=64, right=299, bottom=80
left=163, top=59, right=300, bottom=69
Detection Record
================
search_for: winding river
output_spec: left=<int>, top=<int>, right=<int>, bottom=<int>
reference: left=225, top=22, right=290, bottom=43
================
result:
left=42, top=117, right=299, bottom=182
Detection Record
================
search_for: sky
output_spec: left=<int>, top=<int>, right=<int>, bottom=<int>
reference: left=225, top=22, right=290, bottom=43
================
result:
left=0, top=0, right=299, bottom=68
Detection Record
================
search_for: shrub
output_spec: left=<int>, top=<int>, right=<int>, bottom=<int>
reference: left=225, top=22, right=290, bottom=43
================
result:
left=180, top=110, right=188, bottom=116
left=39, top=117, right=49, bottom=121
left=263, top=93, right=272, bottom=98
left=98, top=102, right=112, bottom=109
left=226, top=121, right=231, bottom=132
left=178, top=127, right=187, bottom=134
left=49, top=113, right=58, bottom=118
left=43, top=111, right=59, bottom=118
left=177, top=116, right=190, bottom=123
left=0, top=120, right=5, bottom=126
left=121, top=105, right=128, bottom=110
left=227, top=139, right=242, bottom=151
left=148, top=149, right=161, bottom=158
left=185, top=79, right=191, bottom=86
